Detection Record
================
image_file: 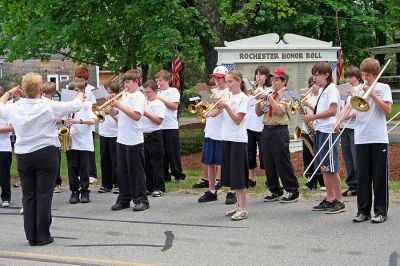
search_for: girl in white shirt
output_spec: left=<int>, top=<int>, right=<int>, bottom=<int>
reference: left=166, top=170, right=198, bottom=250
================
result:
left=111, top=70, right=149, bottom=212
left=246, top=66, right=272, bottom=187
left=0, top=73, right=84, bottom=246
left=218, top=71, right=249, bottom=221
left=65, top=79, right=97, bottom=204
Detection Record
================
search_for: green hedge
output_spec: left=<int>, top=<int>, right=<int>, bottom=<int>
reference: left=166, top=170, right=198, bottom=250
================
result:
left=179, top=128, right=204, bottom=155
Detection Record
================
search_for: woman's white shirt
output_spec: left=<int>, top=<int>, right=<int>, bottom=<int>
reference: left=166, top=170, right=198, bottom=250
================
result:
left=221, top=92, right=248, bottom=143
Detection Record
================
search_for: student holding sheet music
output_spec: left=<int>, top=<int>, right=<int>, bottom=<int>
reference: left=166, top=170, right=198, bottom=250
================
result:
left=255, top=68, right=299, bottom=203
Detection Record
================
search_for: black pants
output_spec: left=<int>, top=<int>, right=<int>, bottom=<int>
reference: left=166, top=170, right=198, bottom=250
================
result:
left=144, top=131, right=165, bottom=192
left=356, top=143, right=388, bottom=216
left=100, top=136, right=118, bottom=189
left=55, top=150, right=62, bottom=186
left=341, top=128, right=357, bottom=190
left=162, top=129, right=185, bottom=181
left=247, top=129, right=263, bottom=170
left=117, top=143, right=148, bottom=204
left=302, top=134, right=324, bottom=187
left=0, top=152, right=12, bottom=202
left=89, top=132, right=97, bottom=178
left=16, top=146, right=58, bottom=242
left=260, top=125, right=299, bottom=193
left=66, top=150, right=90, bottom=192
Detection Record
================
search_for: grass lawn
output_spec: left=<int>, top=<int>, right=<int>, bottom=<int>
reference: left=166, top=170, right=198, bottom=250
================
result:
left=388, top=102, right=400, bottom=121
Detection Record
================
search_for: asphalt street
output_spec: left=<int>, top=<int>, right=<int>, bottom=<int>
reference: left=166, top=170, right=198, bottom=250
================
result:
left=0, top=187, right=399, bottom=266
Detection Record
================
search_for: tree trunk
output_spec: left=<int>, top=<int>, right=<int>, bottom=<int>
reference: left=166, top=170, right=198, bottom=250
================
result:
left=200, top=36, right=220, bottom=81
left=375, top=30, right=387, bottom=65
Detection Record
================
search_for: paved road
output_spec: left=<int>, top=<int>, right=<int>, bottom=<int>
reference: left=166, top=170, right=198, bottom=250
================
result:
left=0, top=187, right=399, bottom=266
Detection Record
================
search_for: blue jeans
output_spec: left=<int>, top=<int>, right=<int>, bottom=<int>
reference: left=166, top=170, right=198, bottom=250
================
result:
left=341, top=128, right=357, bottom=189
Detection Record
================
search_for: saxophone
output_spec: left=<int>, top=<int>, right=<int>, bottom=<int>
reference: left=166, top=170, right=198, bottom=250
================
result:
left=294, top=98, right=315, bottom=156
left=59, top=115, right=72, bottom=153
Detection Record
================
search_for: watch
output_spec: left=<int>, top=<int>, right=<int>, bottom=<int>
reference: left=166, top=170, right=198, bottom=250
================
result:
left=80, top=119, right=83, bottom=124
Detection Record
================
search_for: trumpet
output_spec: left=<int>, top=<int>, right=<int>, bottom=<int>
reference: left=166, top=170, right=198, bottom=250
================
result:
left=92, top=89, right=126, bottom=123
left=201, top=92, right=230, bottom=119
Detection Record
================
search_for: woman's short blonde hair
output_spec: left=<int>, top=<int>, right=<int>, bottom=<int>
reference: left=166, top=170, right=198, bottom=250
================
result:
left=22, top=73, right=42, bottom=98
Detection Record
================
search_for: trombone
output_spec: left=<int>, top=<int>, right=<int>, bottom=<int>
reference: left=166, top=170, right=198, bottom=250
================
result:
left=92, top=89, right=126, bottom=123
left=387, top=110, right=400, bottom=133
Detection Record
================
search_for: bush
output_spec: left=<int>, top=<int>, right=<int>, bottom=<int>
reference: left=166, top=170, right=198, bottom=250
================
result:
left=181, top=86, right=198, bottom=110
left=179, top=128, right=204, bottom=155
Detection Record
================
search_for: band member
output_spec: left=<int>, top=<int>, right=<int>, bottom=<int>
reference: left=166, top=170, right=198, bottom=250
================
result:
left=66, top=79, right=97, bottom=204
left=111, top=69, right=149, bottom=211
left=219, top=70, right=249, bottom=220
left=256, top=69, right=299, bottom=203
left=141, top=80, right=166, bottom=197
left=340, top=66, right=362, bottom=197
left=300, top=77, right=325, bottom=190
left=155, top=70, right=186, bottom=182
left=74, top=66, right=98, bottom=184
left=304, top=62, right=344, bottom=214
left=246, top=66, right=271, bottom=187
left=352, top=58, right=392, bottom=223
left=0, top=73, right=84, bottom=246
left=197, top=66, right=231, bottom=203
left=0, top=86, right=12, bottom=207
left=41, top=82, right=63, bottom=193
left=98, top=80, right=119, bottom=194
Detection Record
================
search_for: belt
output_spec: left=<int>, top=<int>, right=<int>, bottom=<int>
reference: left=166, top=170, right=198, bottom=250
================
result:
left=264, top=125, right=288, bottom=129
left=143, top=130, right=161, bottom=139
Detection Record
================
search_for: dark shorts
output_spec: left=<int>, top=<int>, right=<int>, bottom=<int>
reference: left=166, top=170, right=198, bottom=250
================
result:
left=313, top=131, right=339, bottom=173
left=202, top=137, right=222, bottom=165
left=221, top=141, right=249, bottom=189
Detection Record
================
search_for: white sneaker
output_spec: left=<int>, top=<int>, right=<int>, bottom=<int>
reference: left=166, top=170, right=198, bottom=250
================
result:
left=89, top=177, right=97, bottom=184
left=231, top=208, right=248, bottom=220
left=225, top=207, right=239, bottom=216
left=20, top=208, right=24, bottom=214
left=320, top=186, right=326, bottom=191
left=1, top=201, right=10, bottom=207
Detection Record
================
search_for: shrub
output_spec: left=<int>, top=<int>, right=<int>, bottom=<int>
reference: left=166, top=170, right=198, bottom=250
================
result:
left=179, top=128, right=204, bottom=155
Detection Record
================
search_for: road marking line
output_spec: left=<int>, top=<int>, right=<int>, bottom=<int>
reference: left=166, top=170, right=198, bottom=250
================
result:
left=0, top=250, right=159, bottom=266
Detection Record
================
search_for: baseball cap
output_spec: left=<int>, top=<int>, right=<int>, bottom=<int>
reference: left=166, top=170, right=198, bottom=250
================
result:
left=270, top=68, right=289, bottom=81
left=211, top=66, right=229, bottom=78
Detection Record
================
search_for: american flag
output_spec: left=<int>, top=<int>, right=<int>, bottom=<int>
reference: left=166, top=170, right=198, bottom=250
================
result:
left=336, top=13, right=344, bottom=83
left=223, top=64, right=235, bottom=71
left=171, top=57, right=182, bottom=89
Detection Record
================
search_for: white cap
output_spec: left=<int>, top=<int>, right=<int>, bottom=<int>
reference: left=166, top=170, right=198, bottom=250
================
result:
left=211, top=66, right=229, bottom=78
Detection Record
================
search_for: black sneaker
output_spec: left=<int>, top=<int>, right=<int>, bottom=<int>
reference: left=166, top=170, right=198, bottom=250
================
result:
left=225, top=192, right=237, bottom=205
left=80, top=190, right=90, bottom=203
left=312, top=199, right=332, bottom=211
left=215, top=179, right=222, bottom=190
left=248, top=179, right=257, bottom=188
left=111, top=202, right=130, bottom=211
left=325, top=199, right=345, bottom=214
left=353, top=213, right=371, bottom=223
left=280, top=192, right=299, bottom=203
left=264, top=192, right=283, bottom=202
left=133, top=202, right=150, bottom=211
left=69, top=191, right=80, bottom=204
left=98, top=187, right=112, bottom=193
left=192, top=179, right=209, bottom=189
left=198, top=191, right=217, bottom=203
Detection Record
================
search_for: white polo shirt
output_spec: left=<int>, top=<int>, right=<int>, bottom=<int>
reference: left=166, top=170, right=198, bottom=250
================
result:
left=0, top=98, right=83, bottom=154
left=204, top=88, right=229, bottom=140
left=141, top=99, right=165, bottom=133
left=158, top=87, right=180, bottom=129
left=313, top=83, right=340, bottom=133
left=70, top=101, right=97, bottom=151
left=355, top=82, right=392, bottom=144
left=221, top=92, right=248, bottom=143
left=117, top=90, right=146, bottom=146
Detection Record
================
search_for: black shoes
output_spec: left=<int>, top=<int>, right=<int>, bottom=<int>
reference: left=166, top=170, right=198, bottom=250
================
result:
left=280, top=192, right=299, bottom=203
left=98, top=187, right=112, bottom=193
left=133, top=202, right=150, bottom=211
left=198, top=191, right=217, bottom=203
left=215, top=179, right=222, bottom=190
left=80, top=191, right=90, bottom=203
left=264, top=191, right=283, bottom=202
left=342, top=189, right=357, bottom=196
left=192, top=179, right=209, bottom=189
left=312, top=199, right=332, bottom=211
left=225, top=192, right=237, bottom=205
left=248, top=179, right=257, bottom=188
left=69, top=191, right=80, bottom=204
left=111, top=202, right=130, bottom=211
left=29, top=237, right=54, bottom=246
left=325, top=199, right=346, bottom=214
